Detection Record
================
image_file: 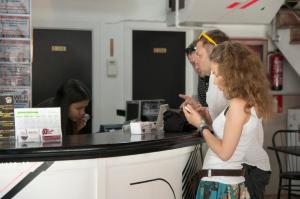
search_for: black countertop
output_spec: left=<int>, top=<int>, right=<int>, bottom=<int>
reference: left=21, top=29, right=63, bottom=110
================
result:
left=0, top=131, right=202, bottom=163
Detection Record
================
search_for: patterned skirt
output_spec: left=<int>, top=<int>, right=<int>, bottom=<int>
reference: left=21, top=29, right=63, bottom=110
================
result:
left=196, top=180, right=250, bottom=199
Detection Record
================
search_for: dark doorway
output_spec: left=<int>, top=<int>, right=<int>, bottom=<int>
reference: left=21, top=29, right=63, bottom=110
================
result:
left=32, top=29, right=92, bottom=132
left=132, top=30, right=186, bottom=108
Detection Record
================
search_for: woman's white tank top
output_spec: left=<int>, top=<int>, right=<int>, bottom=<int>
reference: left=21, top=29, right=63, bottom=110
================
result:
left=202, top=107, right=270, bottom=184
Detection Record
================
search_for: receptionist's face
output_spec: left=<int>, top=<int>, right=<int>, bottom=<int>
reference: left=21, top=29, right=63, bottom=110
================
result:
left=68, top=100, right=89, bottom=122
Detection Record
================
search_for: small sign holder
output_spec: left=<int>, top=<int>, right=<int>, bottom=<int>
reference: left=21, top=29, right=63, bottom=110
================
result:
left=14, top=107, right=62, bottom=143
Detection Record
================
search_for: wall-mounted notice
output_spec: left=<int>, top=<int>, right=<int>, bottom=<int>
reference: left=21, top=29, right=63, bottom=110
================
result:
left=0, top=95, right=15, bottom=139
left=14, top=108, right=62, bottom=142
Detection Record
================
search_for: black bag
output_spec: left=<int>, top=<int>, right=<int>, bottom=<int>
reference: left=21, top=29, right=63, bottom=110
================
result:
left=163, top=110, right=196, bottom=132
left=243, top=163, right=271, bottom=199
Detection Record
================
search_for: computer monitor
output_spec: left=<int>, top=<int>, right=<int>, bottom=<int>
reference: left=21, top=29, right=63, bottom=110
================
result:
left=125, top=100, right=140, bottom=121
left=140, top=99, right=165, bottom=122
left=125, top=99, right=165, bottom=122
left=99, top=124, right=123, bottom=132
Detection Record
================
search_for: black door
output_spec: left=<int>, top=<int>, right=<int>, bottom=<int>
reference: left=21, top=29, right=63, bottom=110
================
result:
left=32, top=29, right=92, bottom=132
left=132, top=30, right=186, bottom=109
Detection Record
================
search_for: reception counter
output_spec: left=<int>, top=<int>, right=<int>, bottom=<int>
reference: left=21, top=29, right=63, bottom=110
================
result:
left=0, top=130, right=202, bottom=199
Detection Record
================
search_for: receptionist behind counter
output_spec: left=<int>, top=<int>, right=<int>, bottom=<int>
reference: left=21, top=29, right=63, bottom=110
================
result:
left=37, top=79, right=91, bottom=135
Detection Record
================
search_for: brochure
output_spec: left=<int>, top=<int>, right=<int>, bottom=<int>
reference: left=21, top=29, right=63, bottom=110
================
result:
left=0, top=40, right=30, bottom=63
left=0, top=15, right=30, bottom=38
left=0, top=88, right=30, bottom=108
left=0, top=0, right=30, bottom=14
left=0, top=95, right=15, bottom=139
left=0, top=63, right=30, bottom=86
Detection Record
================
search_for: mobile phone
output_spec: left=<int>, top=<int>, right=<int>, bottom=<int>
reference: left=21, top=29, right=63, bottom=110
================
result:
left=84, top=114, right=90, bottom=122
left=184, top=106, right=192, bottom=113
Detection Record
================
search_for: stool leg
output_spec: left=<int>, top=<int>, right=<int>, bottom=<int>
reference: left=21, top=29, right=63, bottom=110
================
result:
left=277, top=178, right=281, bottom=199
left=288, top=179, right=291, bottom=199
left=199, top=143, right=203, bottom=165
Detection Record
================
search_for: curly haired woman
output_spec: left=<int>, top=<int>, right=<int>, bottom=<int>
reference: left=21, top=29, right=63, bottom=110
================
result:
left=183, top=41, right=273, bottom=199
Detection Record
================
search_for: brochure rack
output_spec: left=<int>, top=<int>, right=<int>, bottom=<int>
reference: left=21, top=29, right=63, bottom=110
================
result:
left=0, top=0, right=31, bottom=108
left=0, top=0, right=31, bottom=138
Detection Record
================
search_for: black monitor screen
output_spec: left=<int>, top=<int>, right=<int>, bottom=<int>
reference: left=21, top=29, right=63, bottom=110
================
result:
left=140, top=100, right=164, bottom=121
left=126, top=101, right=139, bottom=121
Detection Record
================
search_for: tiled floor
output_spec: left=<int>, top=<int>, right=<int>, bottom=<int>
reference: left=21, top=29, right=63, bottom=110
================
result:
left=265, top=195, right=277, bottom=199
left=265, top=195, right=300, bottom=199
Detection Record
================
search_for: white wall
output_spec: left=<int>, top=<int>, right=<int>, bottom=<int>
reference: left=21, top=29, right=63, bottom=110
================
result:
left=32, top=1, right=300, bottom=195
left=32, top=0, right=168, bottom=22
left=32, top=0, right=271, bottom=130
left=32, top=0, right=170, bottom=130
left=32, top=0, right=198, bottom=130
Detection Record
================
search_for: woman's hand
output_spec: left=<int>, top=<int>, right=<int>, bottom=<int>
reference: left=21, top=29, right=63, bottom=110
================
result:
left=182, top=104, right=203, bottom=128
left=75, top=114, right=90, bottom=132
left=195, top=106, right=212, bottom=127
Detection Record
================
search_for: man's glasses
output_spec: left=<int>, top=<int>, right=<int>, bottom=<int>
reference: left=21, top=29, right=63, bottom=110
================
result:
left=197, top=32, right=218, bottom=46
left=185, top=44, right=196, bottom=55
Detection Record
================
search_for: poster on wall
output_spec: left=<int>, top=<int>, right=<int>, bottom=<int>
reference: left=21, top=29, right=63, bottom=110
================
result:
left=0, top=0, right=30, bottom=14
left=0, top=15, right=30, bottom=38
left=0, top=88, right=30, bottom=108
left=231, top=38, right=268, bottom=68
left=0, top=40, right=30, bottom=62
left=0, top=95, right=15, bottom=139
left=0, top=63, right=30, bottom=86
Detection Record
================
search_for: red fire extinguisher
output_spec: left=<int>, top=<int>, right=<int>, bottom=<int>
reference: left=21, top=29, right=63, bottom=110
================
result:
left=268, top=51, right=284, bottom=90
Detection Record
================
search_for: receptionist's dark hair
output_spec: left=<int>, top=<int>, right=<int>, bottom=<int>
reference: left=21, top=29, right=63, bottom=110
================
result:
left=53, top=79, right=90, bottom=134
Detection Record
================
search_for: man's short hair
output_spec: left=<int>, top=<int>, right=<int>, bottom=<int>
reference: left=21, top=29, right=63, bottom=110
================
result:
left=198, top=29, right=230, bottom=47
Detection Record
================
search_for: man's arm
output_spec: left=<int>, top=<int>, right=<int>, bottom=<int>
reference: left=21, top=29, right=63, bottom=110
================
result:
left=178, top=94, right=201, bottom=109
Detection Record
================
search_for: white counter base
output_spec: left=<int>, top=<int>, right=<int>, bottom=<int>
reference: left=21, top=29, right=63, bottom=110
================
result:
left=0, top=146, right=197, bottom=199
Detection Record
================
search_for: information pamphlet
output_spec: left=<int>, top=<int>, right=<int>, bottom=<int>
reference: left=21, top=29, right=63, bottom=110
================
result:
left=0, top=88, right=30, bottom=108
left=0, top=40, right=30, bottom=63
left=0, top=95, right=15, bottom=139
left=0, top=0, right=30, bottom=14
left=14, top=108, right=62, bottom=142
left=0, top=15, right=30, bottom=38
left=0, top=63, right=30, bottom=86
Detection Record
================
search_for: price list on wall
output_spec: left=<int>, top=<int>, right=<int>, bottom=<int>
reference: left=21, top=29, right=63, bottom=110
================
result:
left=0, top=0, right=31, bottom=113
